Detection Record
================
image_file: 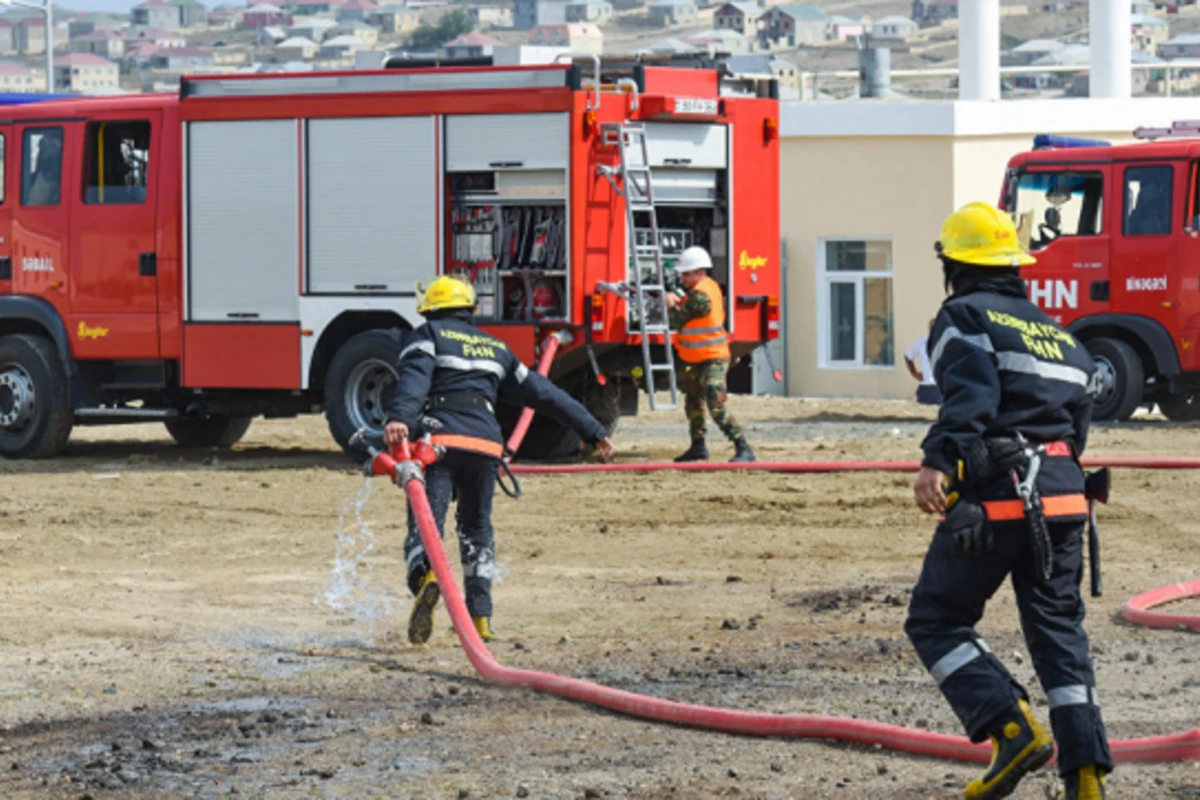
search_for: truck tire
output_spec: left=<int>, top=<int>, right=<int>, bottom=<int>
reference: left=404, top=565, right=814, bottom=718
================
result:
left=324, top=328, right=403, bottom=457
left=0, top=333, right=73, bottom=459
left=1087, top=337, right=1144, bottom=422
left=1158, top=393, right=1200, bottom=422
left=164, top=415, right=253, bottom=448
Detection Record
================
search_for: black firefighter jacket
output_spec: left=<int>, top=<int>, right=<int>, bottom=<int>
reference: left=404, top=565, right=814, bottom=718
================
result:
left=385, top=317, right=607, bottom=457
left=921, top=275, right=1096, bottom=505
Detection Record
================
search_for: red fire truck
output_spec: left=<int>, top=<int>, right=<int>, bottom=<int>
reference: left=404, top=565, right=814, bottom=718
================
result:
left=0, top=57, right=780, bottom=460
left=1003, top=124, right=1200, bottom=422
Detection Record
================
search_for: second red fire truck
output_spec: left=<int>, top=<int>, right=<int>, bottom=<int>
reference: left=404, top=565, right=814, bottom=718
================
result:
left=0, top=56, right=780, bottom=459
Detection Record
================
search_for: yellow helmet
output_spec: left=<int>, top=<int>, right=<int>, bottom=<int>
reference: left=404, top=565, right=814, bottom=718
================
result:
left=417, top=275, right=476, bottom=315
left=936, top=201, right=1036, bottom=267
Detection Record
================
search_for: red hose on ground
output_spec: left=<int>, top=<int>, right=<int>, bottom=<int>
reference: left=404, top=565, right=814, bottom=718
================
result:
left=1123, top=581, right=1200, bottom=631
left=388, top=455, right=1200, bottom=764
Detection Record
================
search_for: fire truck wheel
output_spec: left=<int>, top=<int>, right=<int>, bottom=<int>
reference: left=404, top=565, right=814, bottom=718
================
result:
left=163, top=416, right=252, bottom=449
left=1087, top=337, right=1144, bottom=423
left=324, top=329, right=403, bottom=457
left=1158, top=393, right=1200, bottom=422
left=0, top=333, right=73, bottom=460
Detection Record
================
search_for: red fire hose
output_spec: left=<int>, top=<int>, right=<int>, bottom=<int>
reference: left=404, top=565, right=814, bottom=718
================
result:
left=503, top=331, right=568, bottom=463
left=1122, top=580, right=1200, bottom=631
left=364, top=442, right=1200, bottom=764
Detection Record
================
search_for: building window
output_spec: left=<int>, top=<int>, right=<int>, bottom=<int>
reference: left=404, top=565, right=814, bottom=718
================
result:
left=1124, top=164, right=1172, bottom=236
left=818, top=239, right=894, bottom=368
left=83, top=120, right=151, bottom=205
left=22, top=127, right=63, bottom=207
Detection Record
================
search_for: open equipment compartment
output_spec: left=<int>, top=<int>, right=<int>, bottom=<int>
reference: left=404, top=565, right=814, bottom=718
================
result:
left=443, top=112, right=570, bottom=325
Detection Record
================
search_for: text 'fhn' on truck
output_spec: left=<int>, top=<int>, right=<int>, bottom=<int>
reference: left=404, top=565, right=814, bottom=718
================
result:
left=1003, top=124, right=1200, bottom=423
left=0, top=55, right=780, bottom=460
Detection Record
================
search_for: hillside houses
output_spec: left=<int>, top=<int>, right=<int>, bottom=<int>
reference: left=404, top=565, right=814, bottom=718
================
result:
left=647, top=0, right=698, bottom=27
left=763, top=5, right=827, bottom=46
left=714, top=3, right=763, bottom=38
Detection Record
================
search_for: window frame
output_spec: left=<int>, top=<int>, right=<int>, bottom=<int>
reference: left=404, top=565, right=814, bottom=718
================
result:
left=1012, top=168, right=1106, bottom=248
left=81, top=118, right=152, bottom=206
left=20, top=125, right=64, bottom=208
left=1122, top=163, right=1174, bottom=237
left=816, top=237, right=895, bottom=370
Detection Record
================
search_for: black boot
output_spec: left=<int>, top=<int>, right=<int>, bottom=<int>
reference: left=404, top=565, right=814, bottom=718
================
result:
left=674, top=439, right=709, bottom=463
left=730, top=437, right=756, bottom=463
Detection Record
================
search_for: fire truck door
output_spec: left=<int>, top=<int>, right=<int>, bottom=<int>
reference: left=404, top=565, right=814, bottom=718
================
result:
left=1110, top=162, right=1177, bottom=340
left=0, top=125, right=10, bottom=285
left=68, top=114, right=161, bottom=360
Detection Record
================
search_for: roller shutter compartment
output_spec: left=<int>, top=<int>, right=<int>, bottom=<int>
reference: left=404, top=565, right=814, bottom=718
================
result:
left=445, top=113, right=569, bottom=172
left=643, top=123, right=728, bottom=170
left=187, top=120, right=300, bottom=322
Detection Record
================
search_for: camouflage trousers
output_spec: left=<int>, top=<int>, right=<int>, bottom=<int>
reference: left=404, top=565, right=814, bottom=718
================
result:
left=681, top=359, right=744, bottom=443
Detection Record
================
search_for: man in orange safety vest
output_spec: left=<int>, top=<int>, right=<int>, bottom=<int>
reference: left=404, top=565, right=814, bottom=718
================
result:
left=664, top=246, right=755, bottom=463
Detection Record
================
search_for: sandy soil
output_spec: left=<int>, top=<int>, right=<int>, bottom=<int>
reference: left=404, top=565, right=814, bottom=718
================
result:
left=1, top=396, right=1199, bottom=799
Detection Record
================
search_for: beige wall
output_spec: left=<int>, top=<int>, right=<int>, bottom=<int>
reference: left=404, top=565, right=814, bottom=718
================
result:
left=781, top=135, right=954, bottom=399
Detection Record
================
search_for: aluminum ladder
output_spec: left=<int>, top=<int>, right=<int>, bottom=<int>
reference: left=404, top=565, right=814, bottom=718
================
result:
left=597, top=121, right=679, bottom=411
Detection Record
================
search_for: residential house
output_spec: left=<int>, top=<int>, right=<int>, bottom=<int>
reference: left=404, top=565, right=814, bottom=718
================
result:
left=871, top=15, right=918, bottom=41
left=685, top=28, right=753, bottom=54
left=826, top=15, right=864, bottom=42
left=207, top=6, right=244, bottom=28
left=288, top=17, right=339, bottom=42
left=257, top=25, right=288, bottom=45
left=244, top=4, right=292, bottom=29
left=714, top=3, right=763, bottom=38
left=371, top=6, right=420, bottom=34
left=337, top=0, right=380, bottom=23
left=514, top=0, right=571, bottom=31
left=15, top=18, right=48, bottom=55
left=151, top=46, right=216, bottom=71
left=912, top=0, right=957, bottom=24
left=275, top=35, right=320, bottom=59
left=0, top=20, right=15, bottom=55
left=468, top=5, right=514, bottom=28
left=1068, top=49, right=1156, bottom=95
left=647, top=0, right=697, bottom=27
left=566, top=0, right=612, bottom=24
left=132, top=0, right=181, bottom=30
left=67, top=13, right=123, bottom=40
left=71, top=29, right=126, bottom=59
left=319, top=34, right=365, bottom=58
left=1131, top=12, right=1169, bottom=54
left=328, top=20, right=379, bottom=46
left=212, top=45, right=250, bottom=66
left=54, top=53, right=119, bottom=92
left=0, top=62, right=36, bottom=92
left=125, top=27, right=187, bottom=49
left=169, top=0, right=209, bottom=28
left=638, top=37, right=699, bottom=55
left=443, top=31, right=503, bottom=58
left=293, top=0, right=346, bottom=14
left=529, top=22, right=602, bottom=55
left=1005, top=38, right=1064, bottom=66
left=764, top=5, right=828, bottom=46
left=123, top=42, right=161, bottom=68
left=726, top=53, right=799, bottom=90
left=1159, top=32, right=1200, bottom=59
left=1131, top=0, right=1155, bottom=13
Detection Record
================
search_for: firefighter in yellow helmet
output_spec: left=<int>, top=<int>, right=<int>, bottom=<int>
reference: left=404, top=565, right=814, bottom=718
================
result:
left=905, top=203, right=1111, bottom=800
left=385, top=276, right=614, bottom=645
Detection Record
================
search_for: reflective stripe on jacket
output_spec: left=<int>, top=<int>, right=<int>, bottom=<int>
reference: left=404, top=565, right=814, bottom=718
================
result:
left=676, top=276, right=731, bottom=363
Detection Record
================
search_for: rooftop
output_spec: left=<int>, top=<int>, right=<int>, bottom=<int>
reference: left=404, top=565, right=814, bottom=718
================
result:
left=773, top=5, right=829, bottom=22
left=277, top=36, right=319, bottom=47
left=717, top=3, right=761, bottom=16
left=445, top=32, right=504, bottom=46
left=1011, top=38, right=1064, bottom=53
left=57, top=53, right=117, bottom=67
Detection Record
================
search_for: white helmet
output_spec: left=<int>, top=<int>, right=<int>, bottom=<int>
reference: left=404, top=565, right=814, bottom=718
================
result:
left=674, top=246, right=713, bottom=273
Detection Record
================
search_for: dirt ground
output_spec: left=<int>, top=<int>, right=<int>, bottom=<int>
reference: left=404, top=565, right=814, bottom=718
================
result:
left=2, top=396, right=1199, bottom=800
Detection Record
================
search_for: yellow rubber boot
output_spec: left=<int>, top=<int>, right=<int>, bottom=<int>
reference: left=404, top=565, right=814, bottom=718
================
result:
left=1056, top=765, right=1107, bottom=800
left=964, top=699, right=1055, bottom=799
left=473, top=616, right=497, bottom=642
left=407, top=571, right=440, bottom=645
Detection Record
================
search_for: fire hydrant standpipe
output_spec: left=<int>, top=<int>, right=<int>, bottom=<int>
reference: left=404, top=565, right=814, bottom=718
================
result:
left=366, top=439, right=1200, bottom=765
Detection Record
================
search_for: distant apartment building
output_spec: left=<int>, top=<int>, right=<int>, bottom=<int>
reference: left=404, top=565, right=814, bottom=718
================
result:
left=714, top=3, right=763, bottom=38
left=763, top=5, right=828, bottom=46
left=170, top=0, right=209, bottom=28
left=871, top=15, right=918, bottom=41
left=514, top=0, right=570, bottom=31
left=647, top=0, right=697, bottom=27
left=0, top=20, right=14, bottom=55
left=15, top=18, right=49, bottom=55
left=276, top=36, right=320, bottom=60
left=244, top=4, right=292, bottom=29
left=371, top=6, right=420, bottom=35
left=566, top=0, right=612, bottom=25
left=443, top=32, right=504, bottom=58
left=151, top=46, right=216, bottom=71
left=912, top=0, right=957, bottom=23
left=71, top=29, right=127, bottom=59
left=337, top=0, right=380, bottom=23
left=68, top=13, right=123, bottom=40
left=0, top=62, right=36, bottom=92
left=1131, top=12, right=1169, bottom=54
left=1160, top=32, right=1200, bottom=59
left=54, top=53, right=119, bottom=92
left=529, top=22, right=602, bottom=55
left=826, top=15, right=864, bottom=42
left=124, top=27, right=187, bottom=49
left=468, top=5, right=514, bottom=28
left=327, top=20, right=379, bottom=47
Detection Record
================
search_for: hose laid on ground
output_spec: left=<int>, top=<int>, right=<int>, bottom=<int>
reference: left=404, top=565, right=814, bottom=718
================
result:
left=382, top=446, right=1200, bottom=764
left=1123, top=581, right=1200, bottom=631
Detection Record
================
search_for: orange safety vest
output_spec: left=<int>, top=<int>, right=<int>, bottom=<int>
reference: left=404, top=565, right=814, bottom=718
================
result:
left=676, top=276, right=731, bottom=363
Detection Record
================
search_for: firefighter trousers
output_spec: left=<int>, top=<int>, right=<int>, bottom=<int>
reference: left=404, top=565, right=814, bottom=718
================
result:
left=404, top=449, right=498, bottom=619
left=904, top=516, right=1113, bottom=776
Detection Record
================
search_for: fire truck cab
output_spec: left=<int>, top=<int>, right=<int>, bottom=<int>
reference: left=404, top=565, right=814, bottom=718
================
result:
left=0, top=58, right=780, bottom=459
left=1003, top=125, right=1200, bottom=422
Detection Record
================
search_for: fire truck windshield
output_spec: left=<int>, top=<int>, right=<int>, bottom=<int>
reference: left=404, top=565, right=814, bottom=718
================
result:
left=1013, top=170, right=1104, bottom=250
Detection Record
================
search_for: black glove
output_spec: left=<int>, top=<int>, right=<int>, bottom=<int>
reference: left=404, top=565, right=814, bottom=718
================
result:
left=940, top=501, right=994, bottom=557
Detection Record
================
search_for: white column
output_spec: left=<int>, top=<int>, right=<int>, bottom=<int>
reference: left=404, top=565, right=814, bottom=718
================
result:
left=1090, top=0, right=1131, bottom=98
left=959, top=0, right=1000, bottom=101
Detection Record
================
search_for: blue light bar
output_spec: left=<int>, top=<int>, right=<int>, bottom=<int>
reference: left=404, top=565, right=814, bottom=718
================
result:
left=1033, top=134, right=1112, bottom=150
